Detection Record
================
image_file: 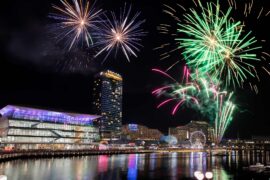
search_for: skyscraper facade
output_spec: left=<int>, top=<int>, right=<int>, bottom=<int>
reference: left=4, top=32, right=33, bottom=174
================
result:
left=93, top=70, right=123, bottom=140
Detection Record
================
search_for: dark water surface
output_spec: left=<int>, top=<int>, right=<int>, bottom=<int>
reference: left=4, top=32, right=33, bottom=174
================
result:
left=1, top=151, right=270, bottom=180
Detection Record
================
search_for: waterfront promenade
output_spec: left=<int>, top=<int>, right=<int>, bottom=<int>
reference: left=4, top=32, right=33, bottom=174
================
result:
left=0, top=148, right=227, bottom=162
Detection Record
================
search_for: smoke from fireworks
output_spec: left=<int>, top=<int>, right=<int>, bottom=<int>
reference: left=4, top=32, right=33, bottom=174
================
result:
left=49, top=0, right=103, bottom=50
left=95, top=4, right=146, bottom=62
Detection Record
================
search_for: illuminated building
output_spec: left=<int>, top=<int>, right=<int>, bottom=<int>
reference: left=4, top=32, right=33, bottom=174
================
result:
left=0, top=105, right=101, bottom=150
left=93, top=70, right=123, bottom=140
left=122, top=124, right=163, bottom=141
left=169, top=121, right=214, bottom=144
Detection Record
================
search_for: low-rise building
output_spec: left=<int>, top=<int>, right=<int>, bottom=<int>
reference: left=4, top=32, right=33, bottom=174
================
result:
left=169, top=120, right=214, bottom=144
left=122, top=124, right=163, bottom=141
left=0, top=105, right=101, bottom=150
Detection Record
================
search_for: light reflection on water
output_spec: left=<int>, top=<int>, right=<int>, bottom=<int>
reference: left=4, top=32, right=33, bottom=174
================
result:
left=127, top=154, right=138, bottom=180
left=0, top=151, right=270, bottom=180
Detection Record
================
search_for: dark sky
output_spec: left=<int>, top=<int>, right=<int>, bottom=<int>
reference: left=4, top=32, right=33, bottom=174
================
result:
left=0, top=0, right=269, bottom=138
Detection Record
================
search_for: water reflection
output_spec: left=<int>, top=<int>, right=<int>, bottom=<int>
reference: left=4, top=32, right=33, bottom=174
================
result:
left=127, top=154, right=138, bottom=180
left=149, top=153, right=156, bottom=171
left=170, top=152, right=177, bottom=180
left=98, top=155, right=108, bottom=173
left=0, top=150, right=269, bottom=180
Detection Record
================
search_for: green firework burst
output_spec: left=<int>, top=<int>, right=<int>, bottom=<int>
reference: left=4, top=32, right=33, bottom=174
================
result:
left=176, top=0, right=261, bottom=88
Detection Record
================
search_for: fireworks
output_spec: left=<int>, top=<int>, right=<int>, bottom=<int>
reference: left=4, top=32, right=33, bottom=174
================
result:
left=156, top=0, right=269, bottom=89
left=176, top=1, right=261, bottom=87
left=152, top=66, right=235, bottom=143
left=49, top=0, right=103, bottom=50
left=95, top=4, right=146, bottom=62
left=152, top=67, right=225, bottom=115
left=153, top=0, right=270, bottom=144
left=152, top=68, right=199, bottom=115
left=214, top=92, right=236, bottom=144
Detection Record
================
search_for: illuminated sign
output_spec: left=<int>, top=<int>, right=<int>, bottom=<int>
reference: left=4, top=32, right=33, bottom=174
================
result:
left=128, top=124, right=138, bottom=131
left=100, top=70, right=123, bottom=81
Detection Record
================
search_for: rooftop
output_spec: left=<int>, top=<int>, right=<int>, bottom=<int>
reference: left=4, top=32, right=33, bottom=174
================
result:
left=0, top=105, right=101, bottom=125
left=189, top=120, right=209, bottom=125
left=170, top=120, right=210, bottom=129
left=100, top=70, right=123, bottom=81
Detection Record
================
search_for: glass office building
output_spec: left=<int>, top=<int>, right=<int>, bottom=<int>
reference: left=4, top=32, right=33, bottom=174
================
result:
left=0, top=105, right=101, bottom=150
left=93, top=70, right=123, bottom=140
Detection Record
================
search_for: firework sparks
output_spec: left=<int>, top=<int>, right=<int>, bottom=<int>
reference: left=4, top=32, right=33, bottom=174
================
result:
left=176, top=0, right=261, bottom=88
left=257, top=7, right=264, bottom=19
left=151, top=67, right=228, bottom=115
left=49, top=0, right=103, bottom=50
left=156, top=0, right=268, bottom=89
left=153, top=0, right=269, bottom=144
left=214, top=92, right=236, bottom=144
left=152, top=66, right=235, bottom=144
left=95, top=4, right=146, bottom=62
left=155, top=4, right=182, bottom=61
left=152, top=68, right=200, bottom=115
left=262, top=66, right=270, bottom=76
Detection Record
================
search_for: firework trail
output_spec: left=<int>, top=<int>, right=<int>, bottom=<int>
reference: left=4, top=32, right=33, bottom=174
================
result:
left=152, top=67, right=229, bottom=116
left=49, top=0, right=103, bottom=50
left=214, top=92, right=235, bottom=144
left=152, top=66, right=235, bottom=143
left=152, top=68, right=199, bottom=115
left=95, top=4, right=146, bottom=62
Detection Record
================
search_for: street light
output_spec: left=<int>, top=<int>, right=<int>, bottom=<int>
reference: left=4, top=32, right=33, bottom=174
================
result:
left=194, top=171, right=204, bottom=180
left=194, top=171, right=201, bottom=178
left=194, top=171, right=213, bottom=180
left=205, top=172, right=213, bottom=179
left=197, top=172, right=204, bottom=180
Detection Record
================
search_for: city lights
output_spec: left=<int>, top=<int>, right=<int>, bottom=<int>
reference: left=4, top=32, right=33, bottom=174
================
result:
left=205, top=172, right=213, bottom=179
left=1, top=0, right=270, bottom=179
left=194, top=171, right=204, bottom=180
left=194, top=171, right=213, bottom=180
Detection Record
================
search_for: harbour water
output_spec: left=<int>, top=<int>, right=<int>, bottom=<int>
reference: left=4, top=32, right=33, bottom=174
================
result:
left=0, top=150, right=270, bottom=180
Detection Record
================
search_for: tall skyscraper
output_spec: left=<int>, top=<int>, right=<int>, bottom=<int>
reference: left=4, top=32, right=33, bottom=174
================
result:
left=92, top=70, right=123, bottom=140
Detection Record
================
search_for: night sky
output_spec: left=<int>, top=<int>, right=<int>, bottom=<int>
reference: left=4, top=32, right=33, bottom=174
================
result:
left=0, top=0, right=269, bottom=138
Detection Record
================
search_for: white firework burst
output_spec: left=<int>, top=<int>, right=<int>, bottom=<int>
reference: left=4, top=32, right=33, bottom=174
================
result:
left=49, top=0, right=103, bottom=50
left=95, top=4, right=146, bottom=62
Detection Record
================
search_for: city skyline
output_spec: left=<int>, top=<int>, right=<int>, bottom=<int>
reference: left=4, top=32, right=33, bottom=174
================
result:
left=0, top=0, right=270, bottom=140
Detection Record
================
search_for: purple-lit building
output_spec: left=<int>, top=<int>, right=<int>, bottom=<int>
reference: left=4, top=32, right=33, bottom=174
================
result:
left=0, top=105, right=101, bottom=150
